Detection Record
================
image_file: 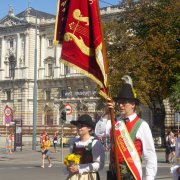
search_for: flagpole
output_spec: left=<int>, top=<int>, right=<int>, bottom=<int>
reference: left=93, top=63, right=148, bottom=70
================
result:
left=96, top=1, right=121, bottom=179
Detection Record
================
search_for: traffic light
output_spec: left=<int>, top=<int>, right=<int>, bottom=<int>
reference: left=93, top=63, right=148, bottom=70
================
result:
left=61, top=110, right=66, bottom=123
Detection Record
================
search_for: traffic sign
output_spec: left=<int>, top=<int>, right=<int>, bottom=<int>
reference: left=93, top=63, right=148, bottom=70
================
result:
left=64, top=104, right=72, bottom=115
left=4, top=105, right=13, bottom=117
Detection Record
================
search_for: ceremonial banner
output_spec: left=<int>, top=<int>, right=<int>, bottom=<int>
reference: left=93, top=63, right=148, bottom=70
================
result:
left=54, top=0, right=108, bottom=98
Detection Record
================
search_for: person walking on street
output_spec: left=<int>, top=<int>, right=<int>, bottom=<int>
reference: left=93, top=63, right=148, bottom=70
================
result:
left=40, top=130, right=47, bottom=145
left=169, top=132, right=176, bottom=164
left=66, top=114, right=105, bottom=180
left=165, top=131, right=172, bottom=163
left=41, top=135, right=52, bottom=168
left=95, top=80, right=157, bottom=179
left=170, top=132, right=180, bottom=179
left=53, top=131, right=58, bottom=153
left=6, top=132, right=14, bottom=154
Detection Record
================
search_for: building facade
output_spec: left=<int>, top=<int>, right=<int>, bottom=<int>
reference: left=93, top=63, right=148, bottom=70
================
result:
left=0, top=6, right=100, bottom=129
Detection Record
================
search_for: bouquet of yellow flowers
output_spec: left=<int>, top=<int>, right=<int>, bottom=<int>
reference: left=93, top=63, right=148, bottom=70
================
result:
left=64, top=153, right=81, bottom=166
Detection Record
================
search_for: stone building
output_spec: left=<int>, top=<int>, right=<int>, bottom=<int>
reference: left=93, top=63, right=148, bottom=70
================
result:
left=0, top=6, right=99, bottom=131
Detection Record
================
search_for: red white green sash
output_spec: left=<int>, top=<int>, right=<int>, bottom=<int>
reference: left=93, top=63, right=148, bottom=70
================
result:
left=115, top=120, right=142, bottom=180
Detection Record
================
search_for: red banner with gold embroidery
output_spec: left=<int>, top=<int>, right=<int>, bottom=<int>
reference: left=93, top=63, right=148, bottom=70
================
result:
left=54, top=0, right=109, bottom=98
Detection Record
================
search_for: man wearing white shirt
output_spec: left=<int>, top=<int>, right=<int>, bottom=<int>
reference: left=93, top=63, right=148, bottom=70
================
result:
left=96, top=82, right=157, bottom=180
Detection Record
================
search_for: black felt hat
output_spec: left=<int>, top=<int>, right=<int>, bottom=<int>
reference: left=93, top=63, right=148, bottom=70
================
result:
left=115, top=83, right=140, bottom=105
left=70, top=114, right=95, bottom=129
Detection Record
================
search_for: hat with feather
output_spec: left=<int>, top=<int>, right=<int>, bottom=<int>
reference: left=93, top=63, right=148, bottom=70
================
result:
left=115, top=75, right=139, bottom=105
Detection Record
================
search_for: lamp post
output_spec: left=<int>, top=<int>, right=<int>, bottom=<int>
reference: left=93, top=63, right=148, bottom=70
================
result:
left=32, top=11, right=38, bottom=150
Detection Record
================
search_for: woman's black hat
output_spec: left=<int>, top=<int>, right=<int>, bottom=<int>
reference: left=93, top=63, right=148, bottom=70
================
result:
left=114, top=83, right=140, bottom=105
left=70, top=114, right=95, bottom=129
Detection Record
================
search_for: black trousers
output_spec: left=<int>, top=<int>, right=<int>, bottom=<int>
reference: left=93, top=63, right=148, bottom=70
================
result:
left=107, top=170, right=135, bottom=180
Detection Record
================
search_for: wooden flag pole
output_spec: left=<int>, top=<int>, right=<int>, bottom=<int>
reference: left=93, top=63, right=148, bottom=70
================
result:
left=109, top=107, right=121, bottom=180
left=96, top=1, right=121, bottom=179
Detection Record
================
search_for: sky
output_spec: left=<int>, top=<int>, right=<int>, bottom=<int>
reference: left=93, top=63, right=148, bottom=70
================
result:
left=0, top=0, right=121, bottom=19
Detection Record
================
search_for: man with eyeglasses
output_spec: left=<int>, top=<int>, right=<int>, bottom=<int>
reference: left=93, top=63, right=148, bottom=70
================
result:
left=66, top=114, right=105, bottom=180
left=95, top=83, right=157, bottom=180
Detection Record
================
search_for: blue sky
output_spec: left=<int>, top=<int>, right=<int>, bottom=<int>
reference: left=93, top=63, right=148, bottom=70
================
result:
left=0, top=0, right=120, bottom=19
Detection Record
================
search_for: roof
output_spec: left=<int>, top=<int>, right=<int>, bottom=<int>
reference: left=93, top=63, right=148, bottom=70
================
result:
left=16, top=7, right=55, bottom=19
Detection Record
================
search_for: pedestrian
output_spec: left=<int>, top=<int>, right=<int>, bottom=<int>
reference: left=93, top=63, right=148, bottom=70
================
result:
left=165, top=131, right=172, bottom=163
left=96, top=81, right=157, bottom=179
left=40, top=130, right=47, bottom=144
left=53, top=131, right=58, bottom=153
left=170, top=132, right=180, bottom=179
left=6, top=132, right=13, bottom=154
left=41, top=135, right=52, bottom=168
left=66, top=114, right=105, bottom=180
left=169, top=131, right=176, bottom=164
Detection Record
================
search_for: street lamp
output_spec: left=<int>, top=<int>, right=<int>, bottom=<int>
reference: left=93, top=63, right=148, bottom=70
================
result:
left=32, top=11, right=38, bottom=150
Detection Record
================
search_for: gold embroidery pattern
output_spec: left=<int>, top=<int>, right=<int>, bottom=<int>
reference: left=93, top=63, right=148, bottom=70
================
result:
left=73, top=9, right=89, bottom=26
left=64, top=32, right=94, bottom=56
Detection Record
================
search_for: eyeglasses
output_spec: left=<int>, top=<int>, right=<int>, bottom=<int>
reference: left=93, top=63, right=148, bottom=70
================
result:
left=76, top=124, right=87, bottom=128
left=118, top=99, right=135, bottom=105
left=118, top=99, right=130, bottom=104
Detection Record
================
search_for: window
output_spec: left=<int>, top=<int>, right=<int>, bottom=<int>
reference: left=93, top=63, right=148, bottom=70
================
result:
left=44, top=57, right=54, bottom=77
left=64, top=65, right=70, bottom=75
left=6, top=90, right=11, bottom=101
left=9, top=56, right=16, bottom=78
left=61, top=90, right=66, bottom=98
left=48, top=63, right=53, bottom=77
left=46, top=91, right=51, bottom=100
left=9, top=39, right=13, bottom=48
left=48, top=39, right=53, bottom=47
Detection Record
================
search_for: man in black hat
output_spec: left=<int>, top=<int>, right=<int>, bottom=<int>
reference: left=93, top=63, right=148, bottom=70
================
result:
left=66, top=114, right=105, bottom=180
left=96, top=83, right=157, bottom=180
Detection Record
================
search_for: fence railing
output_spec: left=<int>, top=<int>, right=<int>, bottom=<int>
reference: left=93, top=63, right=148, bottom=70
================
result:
left=0, top=124, right=77, bottom=137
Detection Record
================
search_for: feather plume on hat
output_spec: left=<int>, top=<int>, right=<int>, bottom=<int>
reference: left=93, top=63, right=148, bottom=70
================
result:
left=121, top=75, right=137, bottom=98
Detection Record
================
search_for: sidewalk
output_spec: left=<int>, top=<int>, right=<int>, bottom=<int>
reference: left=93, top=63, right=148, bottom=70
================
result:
left=0, top=145, right=169, bottom=165
left=0, top=146, right=173, bottom=179
left=0, top=145, right=67, bottom=165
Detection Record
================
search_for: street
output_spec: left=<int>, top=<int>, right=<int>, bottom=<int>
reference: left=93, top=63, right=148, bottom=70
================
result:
left=0, top=146, right=173, bottom=180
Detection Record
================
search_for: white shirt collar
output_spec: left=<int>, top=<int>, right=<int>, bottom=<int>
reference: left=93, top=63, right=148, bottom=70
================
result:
left=127, top=113, right=137, bottom=122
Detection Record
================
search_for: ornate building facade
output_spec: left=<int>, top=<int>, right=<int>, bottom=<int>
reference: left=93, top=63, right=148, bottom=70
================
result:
left=0, top=7, right=99, bottom=128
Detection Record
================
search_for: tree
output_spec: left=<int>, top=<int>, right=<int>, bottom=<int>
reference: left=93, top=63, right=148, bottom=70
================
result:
left=103, top=0, right=180, bottom=135
left=169, top=74, right=180, bottom=112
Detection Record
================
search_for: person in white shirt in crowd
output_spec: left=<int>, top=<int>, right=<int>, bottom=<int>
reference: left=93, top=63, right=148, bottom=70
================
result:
left=169, top=131, right=176, bottom=164
left=95, top=80, right=157, bottom=180
left=171, top=132, right=180, bottom=180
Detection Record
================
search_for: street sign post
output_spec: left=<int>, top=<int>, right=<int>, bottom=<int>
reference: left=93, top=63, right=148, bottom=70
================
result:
left=4, top=105, right=13, bottom=135
left=64, top=104, right=72, bottom=115
left=4, top=105, right=13, bottom=117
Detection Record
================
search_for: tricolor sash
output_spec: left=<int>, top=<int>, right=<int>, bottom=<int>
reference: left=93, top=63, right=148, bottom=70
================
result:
left=115, top=120, right=142, bottom=180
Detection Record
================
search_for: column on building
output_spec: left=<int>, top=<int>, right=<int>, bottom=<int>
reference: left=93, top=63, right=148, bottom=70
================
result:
left=39, top=34, right=45, bottom=79
left=0, top=36, right=5, bottom=79
left=16, top=33, right=21, bottom=79
left=24, top=32, right=29, bottom=78
left=53, top=44, right=61, bottom=78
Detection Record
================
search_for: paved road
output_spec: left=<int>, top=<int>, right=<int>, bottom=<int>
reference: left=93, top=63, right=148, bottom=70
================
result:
left=0, top=146, right=173, bottom=180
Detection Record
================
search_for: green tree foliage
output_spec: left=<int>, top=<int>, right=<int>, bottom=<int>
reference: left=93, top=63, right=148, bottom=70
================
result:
left=169, top=74, right=180, bottom=112
left=103, top=0, right=180, bottom=130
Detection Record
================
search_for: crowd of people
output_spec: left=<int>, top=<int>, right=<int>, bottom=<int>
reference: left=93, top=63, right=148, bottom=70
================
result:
left=65, top=82, right=157, bottom=180
left=3, top=82, right=178, bottom=179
